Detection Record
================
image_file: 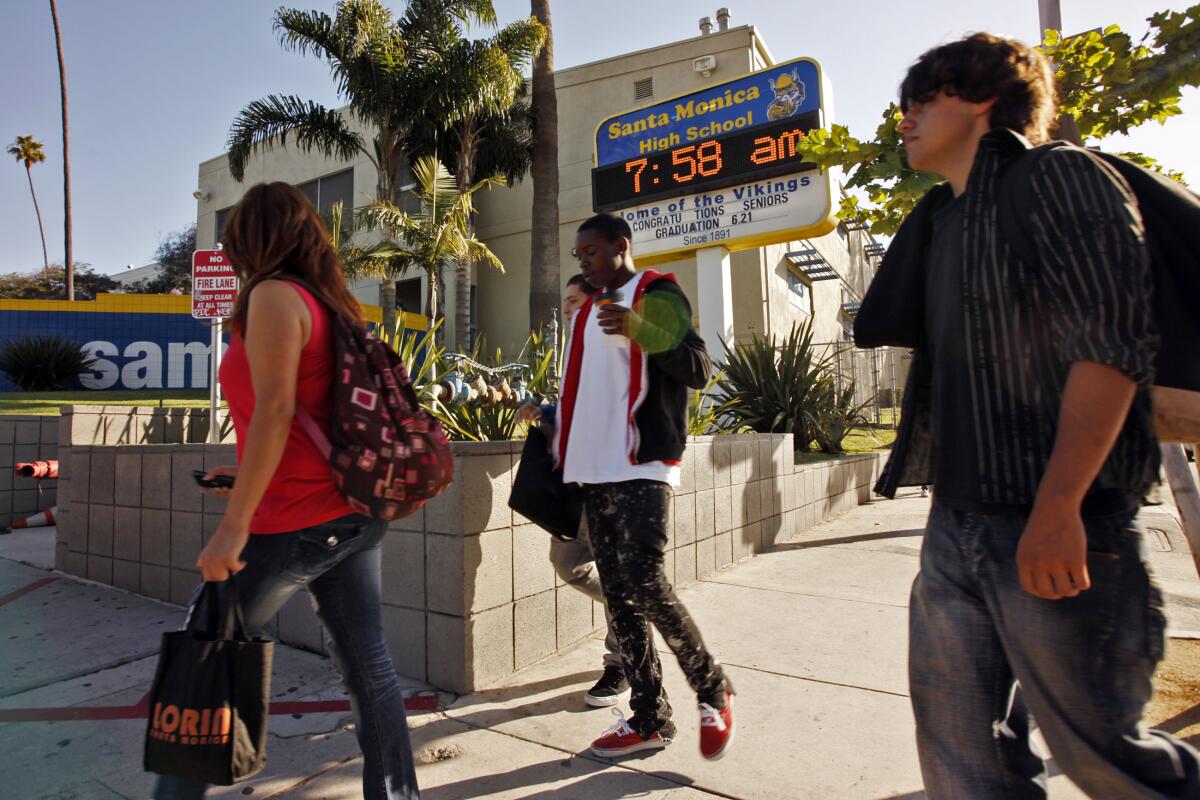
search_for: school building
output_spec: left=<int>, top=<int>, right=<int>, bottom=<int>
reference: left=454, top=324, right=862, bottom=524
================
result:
left=193, top=12, right=885, bottom=358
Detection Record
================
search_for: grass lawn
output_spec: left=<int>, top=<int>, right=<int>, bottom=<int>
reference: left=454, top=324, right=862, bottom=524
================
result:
left=792, top=424, right=898, bottom=465
left=840, top=424, right=897, bottom=454
left=0, top=390, right=213, bottom=416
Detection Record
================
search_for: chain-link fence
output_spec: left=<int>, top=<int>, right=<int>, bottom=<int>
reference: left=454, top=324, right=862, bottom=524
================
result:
left=814, top=341, right=909, bottom=426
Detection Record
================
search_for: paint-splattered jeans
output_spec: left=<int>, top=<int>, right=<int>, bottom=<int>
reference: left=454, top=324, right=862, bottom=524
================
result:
left=584, top=480, right=729, bottom=739
left=910, top=503, right=1200, bottom=799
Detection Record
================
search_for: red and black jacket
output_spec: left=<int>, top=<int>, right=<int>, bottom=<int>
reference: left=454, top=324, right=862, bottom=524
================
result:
left=554, top=271, right=712, bottom=470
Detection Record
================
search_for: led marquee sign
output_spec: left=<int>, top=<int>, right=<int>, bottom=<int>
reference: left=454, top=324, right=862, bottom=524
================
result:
left=592, top=111, right=821, bottom=212
left=592, top=57, right=837, bottom=263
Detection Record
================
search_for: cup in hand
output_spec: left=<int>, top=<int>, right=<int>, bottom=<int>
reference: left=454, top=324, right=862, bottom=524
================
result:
left=594, top=289, right=626, bottom=348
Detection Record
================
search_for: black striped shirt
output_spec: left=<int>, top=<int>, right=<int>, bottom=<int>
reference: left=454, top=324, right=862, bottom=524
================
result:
left=876, top=129, right=1161, bottom=506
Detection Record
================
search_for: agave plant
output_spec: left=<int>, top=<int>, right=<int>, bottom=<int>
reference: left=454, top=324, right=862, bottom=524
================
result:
left=388, top=317, right=445, bottom=390
left=0, top=335, right=96, bottom=391
left=716, top=321, right=834, bottom=451
left=805, top=379, right=872, bottom=454
left=688, top=370, right=736, bottom=436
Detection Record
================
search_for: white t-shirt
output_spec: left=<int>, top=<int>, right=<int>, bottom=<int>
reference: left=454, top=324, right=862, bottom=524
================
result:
left=560, top=273, right=680, bottom=487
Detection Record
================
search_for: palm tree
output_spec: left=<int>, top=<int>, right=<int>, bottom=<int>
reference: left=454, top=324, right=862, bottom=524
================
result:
left=226, top=0, right=497, bottom=332
left=7, top=136, right=50, bottom=277
left=407, top=87, right=537, bottom=333
left=528, top=0, right=559, bottom=337
left=48, top=0, right=73, bottom=300
left=340, top=156, right=504, bottom=343
left=414, top=15, right=546, bottom=350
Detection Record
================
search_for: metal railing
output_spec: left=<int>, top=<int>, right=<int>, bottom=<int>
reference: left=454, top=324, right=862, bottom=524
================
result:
left=813, top=341, right=908, bottom=426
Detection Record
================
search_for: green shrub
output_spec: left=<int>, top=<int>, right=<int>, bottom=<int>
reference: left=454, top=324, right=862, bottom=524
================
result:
left=715, top=321, right=878, bottom=453
left=0, top=335, right=97, bottom=391
left=689, top=370, right=736, bottom=436
left=715, top=321, right=833, bottom=450
left=806, top=379, right=871, bottom=454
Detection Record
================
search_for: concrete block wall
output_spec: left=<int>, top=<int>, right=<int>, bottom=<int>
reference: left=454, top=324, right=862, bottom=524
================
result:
left=0, top=415, right=59, bottom=522
left=58, top=405, right=235, bottom=448
left=56, top=431, right=882, bottom=695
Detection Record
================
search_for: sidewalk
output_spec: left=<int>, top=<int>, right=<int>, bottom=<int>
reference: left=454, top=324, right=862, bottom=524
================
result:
left=1, top=491, right=1196, bottom=799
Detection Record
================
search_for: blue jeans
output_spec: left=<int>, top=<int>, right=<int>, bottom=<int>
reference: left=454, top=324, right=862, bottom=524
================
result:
left=153, top=515, right=420, bottom=799
left=910, top=504, right=1200, bottom=799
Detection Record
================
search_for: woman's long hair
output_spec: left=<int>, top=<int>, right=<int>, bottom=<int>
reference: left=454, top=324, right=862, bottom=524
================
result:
left=221, top=181, right=364, bottom=333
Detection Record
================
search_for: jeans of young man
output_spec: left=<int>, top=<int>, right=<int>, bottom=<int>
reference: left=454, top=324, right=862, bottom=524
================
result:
left=153, top=515, right=420, bottom=800
left=584, top=480, right=728, bottom=739
left=548, top=518, right=622, bottom=670
left=910, top=504, right=1200, bottom=800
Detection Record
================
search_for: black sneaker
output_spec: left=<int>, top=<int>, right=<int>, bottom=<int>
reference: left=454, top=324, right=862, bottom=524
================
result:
left=584, top=666, right=631, bottom=708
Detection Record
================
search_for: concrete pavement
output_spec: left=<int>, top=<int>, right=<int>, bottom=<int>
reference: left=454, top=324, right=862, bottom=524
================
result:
left=1, top=490, right=1197, bottom=799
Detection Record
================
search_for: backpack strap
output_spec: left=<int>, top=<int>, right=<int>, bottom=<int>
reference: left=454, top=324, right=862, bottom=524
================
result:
left=239, top=274, right=338, bottom=460
left=995, top=143, right=1068, bottom=269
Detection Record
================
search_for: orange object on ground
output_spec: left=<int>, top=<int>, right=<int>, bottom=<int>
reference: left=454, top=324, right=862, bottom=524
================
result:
left=15, top=460, right=58, bottom=479
left=11, top=506, right=56, bottom=529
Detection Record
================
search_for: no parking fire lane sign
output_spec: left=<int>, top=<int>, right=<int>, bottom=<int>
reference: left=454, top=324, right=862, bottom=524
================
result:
left=191, top=249, right=239, bottom=320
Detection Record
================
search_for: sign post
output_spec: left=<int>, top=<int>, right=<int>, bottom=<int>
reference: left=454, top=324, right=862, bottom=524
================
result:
left=191, top=248, right=239, bottom=444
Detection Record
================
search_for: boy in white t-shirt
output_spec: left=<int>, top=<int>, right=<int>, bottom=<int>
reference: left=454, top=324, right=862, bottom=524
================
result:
left=553, top=213, right=734, bottom=760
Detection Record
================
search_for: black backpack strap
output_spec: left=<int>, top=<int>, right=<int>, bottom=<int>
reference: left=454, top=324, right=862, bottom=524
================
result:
left=995, top=143, right=1068, bottom=269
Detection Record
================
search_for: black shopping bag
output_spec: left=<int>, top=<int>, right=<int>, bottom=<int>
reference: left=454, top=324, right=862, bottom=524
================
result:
left=144, top=581, right=273, bottom=785
left=508, top=425, right=583, bottom=541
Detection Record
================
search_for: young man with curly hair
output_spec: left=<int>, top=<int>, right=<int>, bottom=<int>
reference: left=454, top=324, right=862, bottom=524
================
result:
left=856, top=33, right=1200, bottom=798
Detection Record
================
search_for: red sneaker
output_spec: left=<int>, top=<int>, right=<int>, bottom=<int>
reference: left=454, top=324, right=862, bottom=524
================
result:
left=590, top=711, right=673, bottom=758
left=699, top=692, right=735, bottom=760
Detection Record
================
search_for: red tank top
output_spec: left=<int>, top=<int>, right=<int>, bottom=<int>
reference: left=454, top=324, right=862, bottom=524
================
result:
left=220, top=282, right=356, bottom=534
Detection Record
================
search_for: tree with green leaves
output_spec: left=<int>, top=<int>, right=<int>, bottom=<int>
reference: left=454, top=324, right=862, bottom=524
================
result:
left=408, top=13, right=545, bottom=350
left=225, top=0, right=498, bottom=331
left=796, top=5, right=1199, bottom=235
left=528, top=0, right=560, bottom=337
left=124, top=224, right=197, bottom=294
left=0, top=264, right=116, bottom=300
left=407, top=87, right=538, bottom=338
left=337, top=155, right=503, bottom=338
left=7, top=136, right=50, bottom=277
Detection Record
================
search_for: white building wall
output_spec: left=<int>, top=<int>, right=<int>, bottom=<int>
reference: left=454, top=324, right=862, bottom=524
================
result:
left=193, top=24, right=880, bottom=360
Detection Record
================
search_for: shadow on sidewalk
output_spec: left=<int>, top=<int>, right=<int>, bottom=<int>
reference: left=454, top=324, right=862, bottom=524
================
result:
left=421, top=754, right=694, bottom=800
left=449, top=669, right=596, bottom=711
left=766, top=528, right=925, bottom=551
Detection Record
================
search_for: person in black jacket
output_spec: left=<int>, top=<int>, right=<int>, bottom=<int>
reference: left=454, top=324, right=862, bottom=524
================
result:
left=856, top=33, right=1200, bottom=799
left=554, top=213, right=735, bottom=761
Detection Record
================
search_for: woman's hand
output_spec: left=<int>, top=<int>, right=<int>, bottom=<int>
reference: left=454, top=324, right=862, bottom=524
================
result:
left=199, top=465, right=238, bottom=498
left=197, top=520, right=250, bottom=582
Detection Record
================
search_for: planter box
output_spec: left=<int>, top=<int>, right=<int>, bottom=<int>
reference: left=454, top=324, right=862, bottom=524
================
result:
left=56, top=409, right=883, bottom=693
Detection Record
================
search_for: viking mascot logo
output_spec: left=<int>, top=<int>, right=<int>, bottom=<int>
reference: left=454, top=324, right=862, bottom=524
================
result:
left=767, top=68, right=805, bottom=121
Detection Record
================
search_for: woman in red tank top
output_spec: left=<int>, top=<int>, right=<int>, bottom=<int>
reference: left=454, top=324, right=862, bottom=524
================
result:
left=154, top=183, right=420, bottom=800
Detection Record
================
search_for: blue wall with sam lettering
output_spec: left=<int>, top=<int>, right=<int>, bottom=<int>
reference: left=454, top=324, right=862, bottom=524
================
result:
left=0, top=295, right=223, bottom=391
left=0, top=294, right=393, bottom=392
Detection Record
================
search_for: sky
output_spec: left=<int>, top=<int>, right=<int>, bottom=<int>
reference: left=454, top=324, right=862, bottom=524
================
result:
left=1, top=0, right=1195, bottom=277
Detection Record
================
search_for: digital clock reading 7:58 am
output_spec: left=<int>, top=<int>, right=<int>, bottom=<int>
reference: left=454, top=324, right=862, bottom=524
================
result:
left=591, top=110, right=821, bottom=213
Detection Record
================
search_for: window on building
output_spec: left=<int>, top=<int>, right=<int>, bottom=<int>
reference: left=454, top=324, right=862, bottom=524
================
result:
left=214, top=206, right=233, bottom=246
left=787, top=269, right=812, bottom=315
left=634, top=77, right=654, bottom=101
left=297, top=168, right=355, bottom=216
left=395, top=277, right=423, bottom=317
